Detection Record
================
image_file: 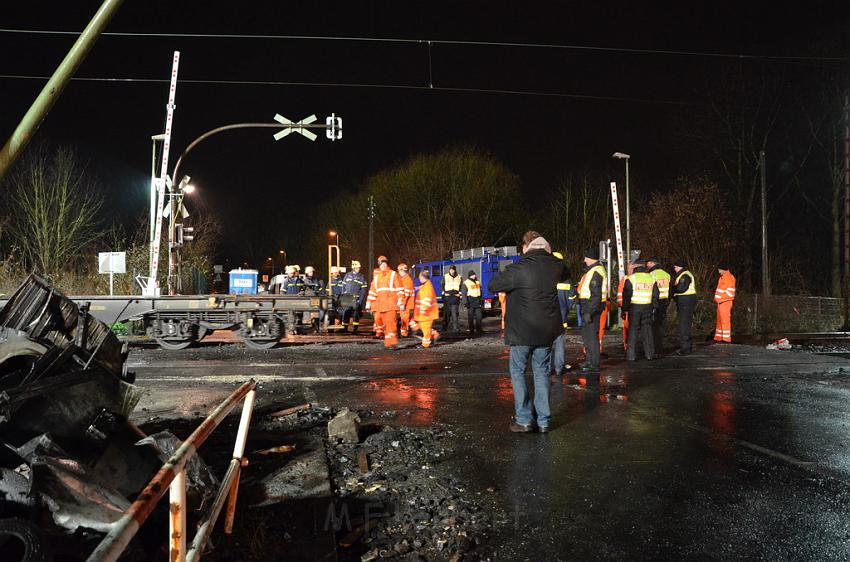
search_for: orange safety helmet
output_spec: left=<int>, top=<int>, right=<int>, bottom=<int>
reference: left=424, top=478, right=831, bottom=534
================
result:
left=377, top=255, right=388, bottom=264
left=397, top=262, right=408, bottom=272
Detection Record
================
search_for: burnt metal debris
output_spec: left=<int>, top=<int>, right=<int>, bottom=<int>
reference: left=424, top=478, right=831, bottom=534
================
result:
left=0, top=275, right=214, bottom=561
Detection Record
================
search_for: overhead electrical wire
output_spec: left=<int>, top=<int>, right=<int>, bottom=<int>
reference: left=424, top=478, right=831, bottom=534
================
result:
left=0, top=74, right=698, bottom=106
left=0, top=28, right=848, bottom=63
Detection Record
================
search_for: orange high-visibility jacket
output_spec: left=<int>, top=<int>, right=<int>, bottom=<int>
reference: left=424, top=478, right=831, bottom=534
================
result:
left=368, top=269, right=402, bottom=312
left=400, top=273, right=415, bottom=310
left=616, top=276, right=626, bottom=307
left=714, top=271, right=737, bottom=304
left=414, top=280, right=439, bottom=321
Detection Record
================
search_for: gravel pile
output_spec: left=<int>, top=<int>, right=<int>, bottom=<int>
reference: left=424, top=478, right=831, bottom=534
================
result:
left=329, top=424, right=494, bottom=561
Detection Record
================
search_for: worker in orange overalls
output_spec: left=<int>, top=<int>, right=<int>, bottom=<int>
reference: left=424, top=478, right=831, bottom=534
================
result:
left=397, top=263, right=415, bottom=337
left=615, top=262, right=634, bottom=351
left=366, top=256, right=404, bottom=347
left=714, top=264, right=736, bottom=343
left=410, top=269, right=440, bottom=347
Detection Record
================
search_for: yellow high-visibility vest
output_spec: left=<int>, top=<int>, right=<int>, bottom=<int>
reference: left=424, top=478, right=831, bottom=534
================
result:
left=463, top=279, right=481, bottom=297
left=578, top=265, right=608, bottom=301
left=650, top=269, right=671, bottom=300
left=444, top=274, right=461, bottom=292
left=674, top=270, right=697, bottom=296
left=627, top=271, right=655, bottom=305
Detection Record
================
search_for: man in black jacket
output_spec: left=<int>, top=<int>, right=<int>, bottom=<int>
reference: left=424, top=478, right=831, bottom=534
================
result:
left=489, top=231, right=567, bottom=434
left=577, top=247, right=608, bottom=373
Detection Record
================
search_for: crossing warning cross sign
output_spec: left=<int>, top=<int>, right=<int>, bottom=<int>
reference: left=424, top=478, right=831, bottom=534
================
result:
left=273, top=114, right=318, bottom=141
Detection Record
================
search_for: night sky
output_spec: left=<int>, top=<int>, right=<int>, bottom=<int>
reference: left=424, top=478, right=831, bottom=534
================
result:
left=1, top=1, right=848, bottom=265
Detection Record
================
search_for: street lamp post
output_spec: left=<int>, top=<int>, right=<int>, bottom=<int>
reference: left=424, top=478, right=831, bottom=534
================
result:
left=612, top=152, right=631, bottom=261
left=278, top=249, right=287, bottom=274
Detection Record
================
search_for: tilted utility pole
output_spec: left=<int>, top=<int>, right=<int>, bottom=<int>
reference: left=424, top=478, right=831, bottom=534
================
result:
left=0, top=0, right=124, bottom=183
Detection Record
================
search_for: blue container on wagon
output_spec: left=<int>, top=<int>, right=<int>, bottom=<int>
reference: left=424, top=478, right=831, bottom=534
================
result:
left=229, top=269, right=258, bottom=294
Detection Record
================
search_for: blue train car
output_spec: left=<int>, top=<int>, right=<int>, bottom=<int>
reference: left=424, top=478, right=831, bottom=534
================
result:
left=412, top=246, right=520, bottom=313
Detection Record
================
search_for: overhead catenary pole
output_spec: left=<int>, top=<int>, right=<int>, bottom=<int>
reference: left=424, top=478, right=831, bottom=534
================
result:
left=368, top=195, right=375, bottom=281
left=844, top=91, right=850, bottom=330
left=760, top=150, right=770, bottom=296
left=0, top=0, right=124, bottom=183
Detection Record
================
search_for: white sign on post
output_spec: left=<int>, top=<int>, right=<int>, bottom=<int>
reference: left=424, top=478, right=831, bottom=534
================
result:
left=99, top=252, right=126, bottom=296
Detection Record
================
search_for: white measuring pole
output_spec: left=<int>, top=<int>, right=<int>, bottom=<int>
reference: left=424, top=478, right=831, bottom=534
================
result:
left=609, top=182, right=626, bottom=279
left=148, top=51, right=180, bottom=295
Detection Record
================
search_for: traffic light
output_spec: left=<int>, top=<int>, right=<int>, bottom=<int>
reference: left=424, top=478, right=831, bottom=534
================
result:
left=325, top=113, right=342, bottom=141
left=175, top=224, right=194, bottom=246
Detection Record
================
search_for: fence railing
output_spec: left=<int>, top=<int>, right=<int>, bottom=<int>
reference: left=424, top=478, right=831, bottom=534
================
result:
left=664, top=293, right=845, bottom=335
left=87, top=379, right=258, bottom=562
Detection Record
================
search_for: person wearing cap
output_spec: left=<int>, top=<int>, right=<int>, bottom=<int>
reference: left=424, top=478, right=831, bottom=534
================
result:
left=441, top=265, right=462, bottom=333
left=366, top=255, right=404, bottom=347
left=714, top=263, right=736, bottom=343
left=397, top=263, right=415, bottom=337
left=461, top=270, right=484, bottom=335
left=621, top=258, right=659, bottom=361
left=646, top=257, right=672, bottom=358
left=550, top=251, right=574, bottom=375
left=489, top=231, right=567, bottom=433
left=340, top=260, right=368, bottom=332
left=577, top=246, right=608, bottom=373
left=672, top=260, right=698, bottom=354
left=410, top=269, right=440, bottom=348
left=282, top=265, right=304, bottom=295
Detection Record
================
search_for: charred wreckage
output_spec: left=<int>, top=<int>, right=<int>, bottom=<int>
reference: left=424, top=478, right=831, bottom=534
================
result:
left=0, top=275, right=220, bottom=561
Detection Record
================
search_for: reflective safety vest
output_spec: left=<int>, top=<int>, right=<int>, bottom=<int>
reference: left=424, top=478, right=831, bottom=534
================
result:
left=415, top=280, right=439, bottom=321
left=578, top=264, right=608, bottom=301
left=627, top=271, right=655, bottom=305
left=463, top=279, right=482, bottom=297
left=443, top=274, right=462, bottom=293
left=674, top=270, right=697, bottom=297
left=715, top=271, right=736, bottom=304
left=650, top=268, right=671, bottom=300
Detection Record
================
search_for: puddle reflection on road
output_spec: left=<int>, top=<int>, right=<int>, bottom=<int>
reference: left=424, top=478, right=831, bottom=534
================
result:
left=707, top=371, right=737, bottom=462
left=361, top=377, right=439, bottom=424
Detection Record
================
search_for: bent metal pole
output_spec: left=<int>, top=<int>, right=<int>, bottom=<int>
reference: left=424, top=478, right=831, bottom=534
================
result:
left=0, top=0, right=124, bottom=183
left=86, top=379, right=257, bottom=562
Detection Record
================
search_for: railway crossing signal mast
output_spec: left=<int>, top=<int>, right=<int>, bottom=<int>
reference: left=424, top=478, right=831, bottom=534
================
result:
left=140, top=54, right=342, bottom=295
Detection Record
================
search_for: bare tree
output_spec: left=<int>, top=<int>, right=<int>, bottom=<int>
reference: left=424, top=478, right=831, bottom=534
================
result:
left=632, top=180, right=740, bottom=292
left=4, top=146, right=103, bottom=277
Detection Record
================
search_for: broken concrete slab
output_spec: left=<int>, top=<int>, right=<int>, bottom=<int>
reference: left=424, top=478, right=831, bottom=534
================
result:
left=327, top=407, right=360, bottom=443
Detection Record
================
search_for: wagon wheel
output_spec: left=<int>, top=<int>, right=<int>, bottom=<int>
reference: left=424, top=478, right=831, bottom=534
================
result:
left=155, top=338, right=193, bottom=350
left=239, top=336, right=279, bottom=350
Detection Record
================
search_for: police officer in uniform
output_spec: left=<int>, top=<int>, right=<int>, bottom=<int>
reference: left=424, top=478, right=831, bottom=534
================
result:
left=621, top=258, right=659, bottom=361
left=646, top=257, right=671, bottom=358
left=441, top=265, right=462, bottom=333
left=672, top=260, right=698, bottom=355
left=577, top=247, right=608, bottom=373
left=461, top=270, right=484, bottom=335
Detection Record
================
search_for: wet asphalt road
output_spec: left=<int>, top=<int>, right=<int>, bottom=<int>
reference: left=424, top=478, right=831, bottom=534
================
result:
left=128, top=321, right=850, bottom=561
